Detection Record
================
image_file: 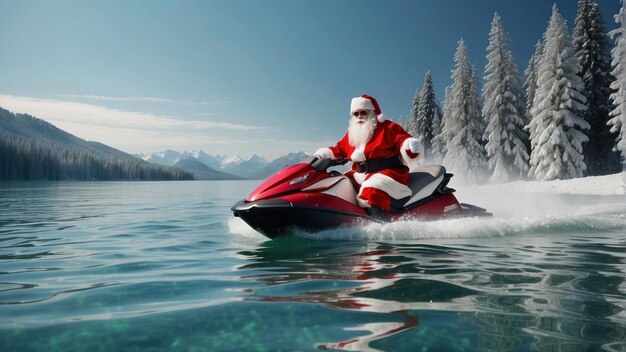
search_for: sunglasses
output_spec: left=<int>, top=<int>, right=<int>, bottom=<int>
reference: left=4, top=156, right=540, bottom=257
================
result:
left=352, top=110, right=370, bottom=117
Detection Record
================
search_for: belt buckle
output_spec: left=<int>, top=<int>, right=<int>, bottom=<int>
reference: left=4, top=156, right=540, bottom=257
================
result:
left=358, top=162, right=368, bottom=173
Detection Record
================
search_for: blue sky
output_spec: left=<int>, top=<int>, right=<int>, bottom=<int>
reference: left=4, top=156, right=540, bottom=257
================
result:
left=0, top=0, right=621, bottom=159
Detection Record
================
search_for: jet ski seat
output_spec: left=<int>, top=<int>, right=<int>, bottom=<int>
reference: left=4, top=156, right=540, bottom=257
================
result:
left=389, top=165, right=454, bottom=212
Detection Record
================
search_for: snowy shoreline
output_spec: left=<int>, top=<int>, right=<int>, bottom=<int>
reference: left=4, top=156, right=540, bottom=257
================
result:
left=469, top=172, right=625, bottom=196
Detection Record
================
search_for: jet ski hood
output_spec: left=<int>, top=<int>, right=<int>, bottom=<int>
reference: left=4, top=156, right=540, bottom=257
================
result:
left=247, top=157, right=332, bottom=202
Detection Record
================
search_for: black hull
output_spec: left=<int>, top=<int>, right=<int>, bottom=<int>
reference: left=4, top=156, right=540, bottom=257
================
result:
left=231, top=199, right=369, bottom=239
left=459, top=203, right=492, bottom=217
left=232, top=199, right=492, bottom=239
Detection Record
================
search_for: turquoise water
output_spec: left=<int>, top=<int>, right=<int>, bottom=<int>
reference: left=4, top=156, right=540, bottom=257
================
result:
left=1, top=181, right=625, bottom=352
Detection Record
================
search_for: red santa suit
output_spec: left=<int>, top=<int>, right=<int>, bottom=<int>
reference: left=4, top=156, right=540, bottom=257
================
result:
left=315, top=95, right=423, bottom=211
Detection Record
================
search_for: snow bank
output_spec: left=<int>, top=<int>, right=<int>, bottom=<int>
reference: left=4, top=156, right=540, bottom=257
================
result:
left=472, top=172, right=625, bottom=196
left=454, top=172, right=625, bottom=220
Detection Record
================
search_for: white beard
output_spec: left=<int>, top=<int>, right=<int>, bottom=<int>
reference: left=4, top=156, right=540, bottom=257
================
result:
left=348, top=112, right=377, bottom=147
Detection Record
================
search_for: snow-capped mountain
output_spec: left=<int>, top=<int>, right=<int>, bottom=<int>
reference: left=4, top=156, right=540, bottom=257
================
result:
left=137, top=150, right=185, bottom=166
left=220, top=155, right=243, bottom=170
left=222, top=153, right=269, bottom=178
left=192, top=151, right=226, bottom=171
left=136, top=150, right=271, bottom=178
left=137, top=150, right=226, bottom=169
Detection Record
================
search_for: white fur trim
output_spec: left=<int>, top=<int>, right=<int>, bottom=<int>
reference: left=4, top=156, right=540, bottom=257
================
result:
left=353, top=172, right=367, bottom=185
left=314, top=147, right=334, bottom=159
left=350, top=145, right=366, bottom=162
left=359, top=173, right=412, bottom=200
left=401, top=138, right=423, bottom=172
left=356, top=197, right=371, bottom=208
left=377, top=113, right=386, bottom=123
left=351, top=97, right=375, bottom=113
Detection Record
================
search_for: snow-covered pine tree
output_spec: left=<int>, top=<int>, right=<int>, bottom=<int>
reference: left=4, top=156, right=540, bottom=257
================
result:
left=415, top=72, right=442, bottom=160
left=469, top=64, right=488, bottom=180
left=524, top=41, right=544, bottom=127
left=609, top=0, right=626, bottom=168
left=430, top=119, right=446, bottom=163
left=442, top=39, right=487, bottom=183
left=441, top=51, right=463, bottom=155
left=528, top=4, right=590, bottom=181
left=406, top=84, right=421, bottom=137
left=470, top=63, right=486, bottom=140
left=482, top=12, right=529, bottom=182
left=435, top=85, right=452, bottom=160
left=523, top=41, right=543, bottom=157
left=397, top=115, right=410, bottom=132
left=574, top=0, right=621, bottom=175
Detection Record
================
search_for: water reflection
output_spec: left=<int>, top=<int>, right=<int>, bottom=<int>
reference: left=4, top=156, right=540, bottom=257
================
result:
left=237, top=235, right=626, bottom=351
left=316, top=311, right=419, bottom=352
left=238, top=239, right=475, bottom=350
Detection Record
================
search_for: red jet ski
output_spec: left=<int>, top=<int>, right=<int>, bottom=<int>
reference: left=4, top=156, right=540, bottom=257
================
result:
left=232, top=156, right=491, bottom=239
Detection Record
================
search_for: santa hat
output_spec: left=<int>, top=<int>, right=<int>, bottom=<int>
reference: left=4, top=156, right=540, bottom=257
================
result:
left=350, top=94, right=386, bottom=122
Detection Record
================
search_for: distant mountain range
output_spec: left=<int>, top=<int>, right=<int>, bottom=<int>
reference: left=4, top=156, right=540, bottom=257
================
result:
left=250, top=152, right=310, bottom=179
left=0, top=107, right=192, bottom=181
left=137, top=150, right=311, bottom=180
left=0, top=105, right=315, bottom=181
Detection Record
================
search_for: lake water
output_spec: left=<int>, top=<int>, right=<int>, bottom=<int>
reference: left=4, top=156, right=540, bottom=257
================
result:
left=1, top=180, right=625, bottom=352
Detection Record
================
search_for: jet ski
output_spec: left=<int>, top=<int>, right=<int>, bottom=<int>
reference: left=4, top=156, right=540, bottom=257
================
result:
left=232, top=156, right=491, bottom=239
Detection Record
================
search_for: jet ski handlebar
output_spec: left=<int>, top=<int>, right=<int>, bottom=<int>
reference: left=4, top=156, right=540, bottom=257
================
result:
left=310, top=157, right=348, bottom=171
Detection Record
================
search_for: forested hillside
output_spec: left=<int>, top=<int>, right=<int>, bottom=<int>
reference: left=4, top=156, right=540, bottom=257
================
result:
left=0, top=108, right=193, bottom=181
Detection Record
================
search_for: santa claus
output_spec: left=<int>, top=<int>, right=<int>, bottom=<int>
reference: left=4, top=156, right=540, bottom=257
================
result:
left=315, top=94, right=423, bottom=218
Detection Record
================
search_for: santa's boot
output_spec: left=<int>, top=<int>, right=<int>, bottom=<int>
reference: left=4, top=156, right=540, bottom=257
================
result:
left=359, top=188, right=392, bottom=222
left=366, top=207, right=390, bottom=222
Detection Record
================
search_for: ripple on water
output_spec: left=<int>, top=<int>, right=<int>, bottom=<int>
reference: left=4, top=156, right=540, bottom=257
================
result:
left=1, top=181, right=625, bottom=351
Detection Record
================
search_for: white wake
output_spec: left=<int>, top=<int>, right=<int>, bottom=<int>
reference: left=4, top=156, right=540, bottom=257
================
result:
left=228, top=173, right=626, bottom=242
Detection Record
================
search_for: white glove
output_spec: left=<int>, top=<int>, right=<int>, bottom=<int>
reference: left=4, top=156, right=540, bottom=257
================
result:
left=407, top=138, right=422, bottom=154
left=314, top=148, right=334, bottom=159
left=401, top=138, right=423, bottom=171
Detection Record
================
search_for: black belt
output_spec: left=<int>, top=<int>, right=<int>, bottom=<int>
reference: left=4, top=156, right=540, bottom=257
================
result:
left=356, top=155, right=404, bottom=173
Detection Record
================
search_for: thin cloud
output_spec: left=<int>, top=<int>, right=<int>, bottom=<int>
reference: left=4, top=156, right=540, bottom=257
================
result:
left=0, top=94, right=312, bottom=158
left=0, top=93, right=272, bottom=153
left=56, top=94, right=230, bottom=106
left=52, top=120, right=316, bottom=158
left=51, top=120, right=240, bottom=151
left=181, top=100, right=231, bottom=106
left=0, top=94, right=265, bottom=131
